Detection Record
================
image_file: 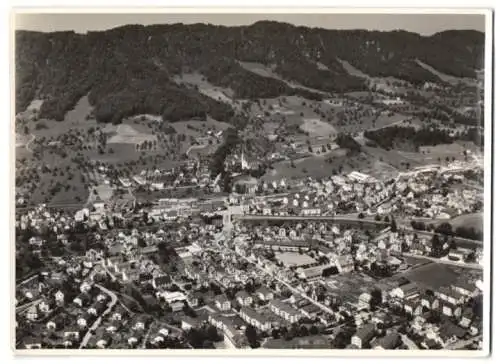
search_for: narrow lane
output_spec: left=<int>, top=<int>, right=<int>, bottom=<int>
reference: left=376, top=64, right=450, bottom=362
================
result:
left=79, top=284, right=118, bottom=348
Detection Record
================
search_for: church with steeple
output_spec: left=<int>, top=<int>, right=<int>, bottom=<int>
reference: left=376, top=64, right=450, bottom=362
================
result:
left=241, top=150, right=250, bottom=171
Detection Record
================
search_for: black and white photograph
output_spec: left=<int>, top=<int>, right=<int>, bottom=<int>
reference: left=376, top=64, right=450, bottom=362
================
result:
left=11, top=8, right=492, bottom=355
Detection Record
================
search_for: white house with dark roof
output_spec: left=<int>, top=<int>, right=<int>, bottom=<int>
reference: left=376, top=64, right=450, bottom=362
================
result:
left=390, top=282, right=420, bottom=301
left=235, top=291, right=253, bottom=307
left=214, top=294, right=231, bottom=311
left=255, top=287, right=274, bottom=301
left=239, top=307, right=271, bottom=332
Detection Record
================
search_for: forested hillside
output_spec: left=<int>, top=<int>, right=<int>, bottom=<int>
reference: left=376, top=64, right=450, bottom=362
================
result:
left=16, top=21, right=484, bottom=125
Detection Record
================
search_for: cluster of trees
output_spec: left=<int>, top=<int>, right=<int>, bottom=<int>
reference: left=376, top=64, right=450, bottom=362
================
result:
left=411, top=220, right=483, bottom=241
left=209, top=127, right=240, bottom=190
left=187, top=325, right=222, bottom=349
left=16, top=24, right=483, bottom=122
left=364, top=125, right=454, bottom=151
left=91, top=81, right=234, bottom=124
left=335, top=133, right=361, bottom=154
left=455, top=226, right=483, bottom=241
left=458, top=127, right=484, bottom=147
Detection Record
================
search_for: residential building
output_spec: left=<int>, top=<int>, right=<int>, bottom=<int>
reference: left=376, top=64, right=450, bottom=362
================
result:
left=255, top=287, right=274, bottom=302
left=352, top=323, right=376, bottom=348
left=239, top=307, right=271, bottom=332
left=269, top=299, right=302, bottom=323
left=235, top=291, right=253, bottom=307
left=214, top=294, right=231, bottom=311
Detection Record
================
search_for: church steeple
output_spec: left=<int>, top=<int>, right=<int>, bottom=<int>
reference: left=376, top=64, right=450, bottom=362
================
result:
left=241, top=146, right=249, bottom=170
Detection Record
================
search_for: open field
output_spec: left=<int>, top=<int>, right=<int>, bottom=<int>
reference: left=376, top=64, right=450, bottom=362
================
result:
left=337, top=58, right=370, bottom=79
left=403, top=263, right=459, bottom=290
left=300, top=118, right=337, bottom=137
left=93, top=184, right=115, bottom=201
left=338, top=59, right=409, bottom=94
left=261, top=149, right=373, bottom=181
left=247, top=96, right=319, bottom=121
left=392, top=142, right=475, bottom=167
left=365, top=112, right=411, bottom=131
left=275, top=252, right=317, bottom=268
left=26, top=96, right=98, bottom=138
left=84, top=146, right=182, bottom=174
left=27, top=165, right=88, bottom=206
left=362, top=146, right=424, bottom=169
left=107, top=124, right=157, bottom=145
left=449, top=212, right=483, bottom=232
left=401, top=262, right=480, bottom=291
left=15, top=147, right=31, bottom=160
left=173, top=73, right=236, bottom=105
left=170, top=118, right=231, bottom=137
left=83, top=143, right=138, bottom=163
left=415, top=60, right=477, bottom=87
left=419, top=142, right=476, bottom=157
left=362, top=159, right=401, bottom=181
left=238, top=61, right=327, bottom=95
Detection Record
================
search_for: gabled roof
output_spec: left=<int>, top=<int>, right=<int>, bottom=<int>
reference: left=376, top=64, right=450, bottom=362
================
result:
left=214, top=294, right=229, bottom=303
left=398, top=282, right=420, bottom=296
left=235, top=290, right=251, bottom=299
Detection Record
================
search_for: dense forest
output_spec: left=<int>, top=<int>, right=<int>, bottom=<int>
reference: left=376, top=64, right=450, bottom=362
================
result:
left=364, top=124, right=484, bottom=150
left=364, top=126, right=455, bottom=150
left=16, top=22, right=484, bottom=125
left=335, top=133, right=362, bottom=154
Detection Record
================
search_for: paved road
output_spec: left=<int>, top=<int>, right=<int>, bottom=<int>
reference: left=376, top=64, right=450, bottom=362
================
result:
left=401, top=253, right=482, bottom=270
left=230, top=247, right=334, bottom=315
left=79, top=284, right=118, bottom=348
left=235, top=214, right=388, bottom=226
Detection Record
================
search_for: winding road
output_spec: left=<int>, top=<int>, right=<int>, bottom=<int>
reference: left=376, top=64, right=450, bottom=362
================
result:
left=79, top=284, right=118, bottom=349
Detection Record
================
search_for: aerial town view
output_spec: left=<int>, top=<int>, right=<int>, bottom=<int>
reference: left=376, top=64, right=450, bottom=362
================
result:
left=13, top=12, right=488, bottom=353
